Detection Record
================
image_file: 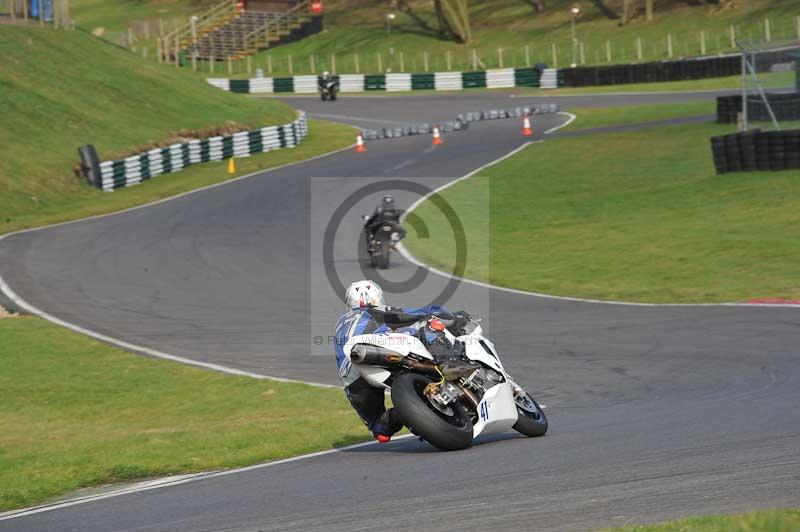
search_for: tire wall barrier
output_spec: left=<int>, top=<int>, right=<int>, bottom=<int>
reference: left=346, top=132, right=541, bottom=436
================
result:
left=710, top=129, right=800, bottom=174
left=557, top=45, right=799, bottom=88
left=359, top=103, right=560, bottom=141
left=90, top=113, right=308, bottom=191
left=207, top=67, right=543, bottom=93
left=209, top=46, right=800, bottom=94
left=717, top=93, right=800, bottom=123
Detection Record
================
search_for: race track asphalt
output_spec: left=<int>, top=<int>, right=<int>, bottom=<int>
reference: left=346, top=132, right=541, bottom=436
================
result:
left=1, top=91, right=798, bottom=531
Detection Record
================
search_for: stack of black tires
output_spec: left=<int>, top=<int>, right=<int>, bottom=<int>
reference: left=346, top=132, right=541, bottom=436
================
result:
left=717, top=93, right=800, bottom=124
left=711, top=129, right=800, bottom=174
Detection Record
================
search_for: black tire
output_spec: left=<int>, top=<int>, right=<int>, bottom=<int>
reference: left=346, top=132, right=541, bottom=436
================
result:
left=373, top=240, right=390, bottom=269
left=512, top=392, right=548, bottom=437
left=391, top=373, right=474, bottom=451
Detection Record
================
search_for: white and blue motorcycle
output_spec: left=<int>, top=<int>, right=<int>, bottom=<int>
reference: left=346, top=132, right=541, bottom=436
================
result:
left=342, top=316, right=547, bottom=450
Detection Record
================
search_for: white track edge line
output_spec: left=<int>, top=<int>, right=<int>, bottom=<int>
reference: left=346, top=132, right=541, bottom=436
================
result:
left=0, top=139, right=359, bottom=388
left=397, top=112, right=799, bottom=309
left=0, top=434, right=415, bottom=521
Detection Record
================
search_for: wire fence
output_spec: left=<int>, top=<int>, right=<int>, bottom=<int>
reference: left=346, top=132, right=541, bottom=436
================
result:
left=739, top=39, right=800, bottom=131
left=126, top=13, right=800, bottom=77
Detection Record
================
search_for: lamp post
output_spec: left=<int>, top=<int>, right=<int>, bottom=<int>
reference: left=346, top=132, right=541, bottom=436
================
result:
left=386, top=12, right=396, bottom=35
left=570, top=5, right=581, bottom=68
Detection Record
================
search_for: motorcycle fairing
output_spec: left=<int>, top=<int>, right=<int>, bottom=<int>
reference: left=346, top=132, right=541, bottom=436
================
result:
left=472, top=382, right=518, bottom=437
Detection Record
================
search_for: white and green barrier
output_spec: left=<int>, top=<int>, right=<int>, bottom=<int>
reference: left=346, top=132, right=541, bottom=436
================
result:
left=207, top=67, right=547, bottom=94
left=91, top=113, right=308, bottom=191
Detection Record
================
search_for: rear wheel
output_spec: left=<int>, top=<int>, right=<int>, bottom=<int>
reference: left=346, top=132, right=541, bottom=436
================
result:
left=391, top=373, right=473, bottom=451
left=372, top=240, right=390, bottom=269
left=512, top=391, right=548, bottom=437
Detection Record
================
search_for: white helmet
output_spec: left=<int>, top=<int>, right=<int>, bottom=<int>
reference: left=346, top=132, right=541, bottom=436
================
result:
left=345, top=280, right=385, bottom=309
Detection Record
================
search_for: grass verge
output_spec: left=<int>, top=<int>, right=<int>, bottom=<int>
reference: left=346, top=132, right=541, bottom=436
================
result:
left=0, top=314, right=368, bottom=511
left=405, top=109, right=800, bottom=303
left=1, top=118, right=354, bottom=234
left=561, top=101, right=715, bottom=131
left=0, top=26, right=352, bottom=234
left=606, top=509, right=800, bottom=531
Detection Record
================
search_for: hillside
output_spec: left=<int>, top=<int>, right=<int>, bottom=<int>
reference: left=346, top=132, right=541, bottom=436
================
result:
left=235, top=0, right=800, bottom=75
left=0, top=26, right=296, bottom=225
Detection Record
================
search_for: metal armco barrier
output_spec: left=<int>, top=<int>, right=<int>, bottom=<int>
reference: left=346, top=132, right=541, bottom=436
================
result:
left=89, top=113, right=308, bottom=191
left=710, top=129, right=800, bottom=174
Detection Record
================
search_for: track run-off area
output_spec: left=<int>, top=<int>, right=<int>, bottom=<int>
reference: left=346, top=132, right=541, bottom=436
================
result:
left=1, top=90, right=798, bottom=531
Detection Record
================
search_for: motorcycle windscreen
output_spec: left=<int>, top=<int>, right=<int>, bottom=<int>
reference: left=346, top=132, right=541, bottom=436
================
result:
left=472, top=382, right=518, bottom=438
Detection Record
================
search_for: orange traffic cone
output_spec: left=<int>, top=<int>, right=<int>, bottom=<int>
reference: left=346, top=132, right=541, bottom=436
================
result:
left=355, top=134, right=366, bottom=153
left=523, top=115, right=533, bottom=137
left=432, top=125, right=443, bottom=145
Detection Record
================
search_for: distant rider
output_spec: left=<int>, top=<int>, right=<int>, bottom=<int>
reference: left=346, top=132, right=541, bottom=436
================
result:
left=319, top=70, right=333, bottom=90
left=364, top=195, right=404, bottom=245
left=333, top=280, right=472, bottom=443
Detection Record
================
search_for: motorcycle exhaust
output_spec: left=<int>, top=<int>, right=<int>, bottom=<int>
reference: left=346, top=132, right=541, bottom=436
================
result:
left=351, top=344, right=437, bottom=373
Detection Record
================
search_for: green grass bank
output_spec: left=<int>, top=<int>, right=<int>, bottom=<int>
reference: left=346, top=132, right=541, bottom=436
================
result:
left=405, top=107, right=800, bottom=303
left=0, top=314, right=368, bottom=511
left=608, top=508, right=800, bottom=531
left=0, top=26, right=354, bottom=234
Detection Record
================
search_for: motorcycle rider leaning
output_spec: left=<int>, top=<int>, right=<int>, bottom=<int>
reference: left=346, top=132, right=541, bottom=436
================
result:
left=333, top=280, right=472, bottom=443
left=364, top=195, right=403, bottom=245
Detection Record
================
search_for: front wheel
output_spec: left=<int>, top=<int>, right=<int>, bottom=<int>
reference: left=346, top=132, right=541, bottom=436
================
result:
left=513, top=391, right=548, bottom=437
left=391, top=373, right=473, bottom=451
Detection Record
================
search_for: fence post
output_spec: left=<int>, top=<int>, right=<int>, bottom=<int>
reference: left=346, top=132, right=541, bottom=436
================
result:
left=246, top=55, right=251, bottom=74
left=22, top=0, right=27, bottom=20
left=700, top=30, right=706, bottom=55
left=228, top=56, right=232, bottom=75
left=267, top=55, right=272, bottom=74
left=399, top=51, right=404, bottom=72
left=552, top=43, right=557, bottom=67
left=606, top=40, right=612, bottom=63
left=157, top=38, right=163, bottom=64
left=796, top=15, right=800, bottom=39
left=446, top=50, right=452, bottom=70
left=174, top=37, right=179, bottom=67
left=471, top=49, right=478, bottom=70
left=210, top=54, right=215, bottom=74
left=729, top=25, right=736, bottom=49
left=667, top=34, right=673, bottom=57
left=38, top=0, right=43, bottom=26
left=579, top=42, right=585, bottom=65
left=525, top=45, right=530, bottom=67
left=192, top=51, right=197, bottom=71
left=764, top=18, right=771, bottom=42
left=377, top=52, right=382, bottom=72
left=159, top=18, right=164, bottom=37
left=310, top=54, right=315, bottom=73
left=288, top=54, right=293, bottom=74
left=497, top=48, right=503, bottom=68
left=330, top=53, right=336, bottom=74
left=424, top=51, right=429, bottom=71
left=636, top=37, right=643, bottom=62
left=354, top=53, right=360, bottom=74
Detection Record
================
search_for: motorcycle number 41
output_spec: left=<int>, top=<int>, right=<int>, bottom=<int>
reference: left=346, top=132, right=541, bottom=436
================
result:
left=479, top=401, right=490, bottom=422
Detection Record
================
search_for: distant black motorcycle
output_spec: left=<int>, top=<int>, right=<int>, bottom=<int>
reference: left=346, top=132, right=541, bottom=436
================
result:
left=319, top=79, right=338, bottom=101
left=362, top=215, right=405, bottom=269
